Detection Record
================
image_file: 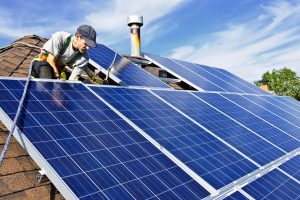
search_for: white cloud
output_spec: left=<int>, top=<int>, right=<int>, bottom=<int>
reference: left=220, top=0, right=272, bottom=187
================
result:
left=84, top=0, right=186, bottom=45
left=169, top=0, right=300, bottom=82
left=0, top=0, right=186, bottom=47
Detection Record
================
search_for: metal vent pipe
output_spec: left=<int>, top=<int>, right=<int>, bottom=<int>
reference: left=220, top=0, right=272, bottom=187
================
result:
left=127, top=15, right=143, bottom=57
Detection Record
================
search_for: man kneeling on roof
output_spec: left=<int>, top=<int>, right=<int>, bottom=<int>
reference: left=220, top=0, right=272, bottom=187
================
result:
left=32, top=25, right=97, bottom=80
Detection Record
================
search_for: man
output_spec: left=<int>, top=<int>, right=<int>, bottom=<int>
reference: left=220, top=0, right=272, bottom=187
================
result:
left=32, top=24, right=97, bottom=80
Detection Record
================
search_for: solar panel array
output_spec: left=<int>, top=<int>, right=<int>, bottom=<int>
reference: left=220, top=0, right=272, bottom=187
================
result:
left=144, top=53, right=269, bottom=94
left=0, top=77, right=299, bottom=199
left=90, top=87, right=258, bottom=190
left=88, top=44, right=170, bottom=88
left=0, top=79, right=209, bottom=199
left=89, top=86, right=299, bottom=199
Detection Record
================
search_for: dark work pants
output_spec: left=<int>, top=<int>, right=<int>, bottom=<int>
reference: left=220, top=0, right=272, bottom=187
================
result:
left=32, top=61, right=54, bottom=79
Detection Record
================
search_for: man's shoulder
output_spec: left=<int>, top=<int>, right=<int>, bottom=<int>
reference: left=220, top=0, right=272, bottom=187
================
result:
left=50, top=31, right=72, bottom=42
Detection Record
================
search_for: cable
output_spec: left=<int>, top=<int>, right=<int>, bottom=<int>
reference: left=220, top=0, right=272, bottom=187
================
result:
left=104, top=49, right=118, bottom=84
left=0, top=43, right=41, bottom=166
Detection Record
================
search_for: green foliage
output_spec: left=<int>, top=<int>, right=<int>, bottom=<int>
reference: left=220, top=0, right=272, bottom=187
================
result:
left=255, top=67, right=300, bottom=101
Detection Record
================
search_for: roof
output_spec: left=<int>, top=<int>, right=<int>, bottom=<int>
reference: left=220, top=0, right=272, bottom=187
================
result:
left=0, top=35, right=64, bottom=200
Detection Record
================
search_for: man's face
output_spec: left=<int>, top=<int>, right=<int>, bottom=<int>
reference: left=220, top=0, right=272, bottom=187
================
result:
left=75, top=35, right=90, bottom=53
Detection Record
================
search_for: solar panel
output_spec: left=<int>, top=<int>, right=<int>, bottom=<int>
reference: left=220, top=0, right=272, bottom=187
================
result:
left=242, top=169, right=300, bottom=200
left=144, top=53, right=226, bottom=92
left=89, top=86, right=258, bottom=190
left=221, top=94, right=300, bottom=140
left=153, top=90, right=286, bottom=166
left=0, top=78, right=210, bottom=199
left=144, top=53, right=268, bottom=94
left=172, top=59, right=244, bottom=93
left=88, top=44, right=170, bottom=88
left=278, top=155, right=300, bottom=181
left=192, top=92, right=300, bottom=153
left=279, top=96, right=300, bottom=111
left=257, top=95, right=300, bottom=120
left=204, top=65, right=270, bottom=95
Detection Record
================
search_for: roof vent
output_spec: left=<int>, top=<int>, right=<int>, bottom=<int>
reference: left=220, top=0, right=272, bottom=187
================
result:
left=127, top=15, right=143, bottom=57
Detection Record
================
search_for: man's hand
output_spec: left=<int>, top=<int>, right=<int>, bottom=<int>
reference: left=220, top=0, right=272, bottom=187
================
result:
left=46, top=53, right=59, bottom=78
left=54, top=71, right=60, bottom=78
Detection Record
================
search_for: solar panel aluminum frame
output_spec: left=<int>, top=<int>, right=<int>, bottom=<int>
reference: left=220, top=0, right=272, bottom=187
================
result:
left=0, top=108, right=77, bottom=200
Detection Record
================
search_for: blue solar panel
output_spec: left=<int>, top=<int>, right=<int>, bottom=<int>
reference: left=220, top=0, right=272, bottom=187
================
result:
left=203, top=65, right=270, bottom=95
left=230, top=94, right=300, bottom=140
left=278, top=155, right=300, bottom=181
left=257, top=95, right=300, bottom=120
left=173, top=59, right=244, bottom=93
left=88, top=44, right=170, bottom=88
left=153, top=90, right=285, bottom=166
left=144, top=53, right=226, bottom=92
left=242, top=169, right=300, bottom=200
left=223, top=191, right=248, bottom=200
left=279, top=96, right=300, bottom=111
left=0, top=78, right=210, bottom=199
left=193, top=92, right=300, bottom=153
left=90, top=86, right=258, bottom=189
left=145, top=53, right=268, bottom=94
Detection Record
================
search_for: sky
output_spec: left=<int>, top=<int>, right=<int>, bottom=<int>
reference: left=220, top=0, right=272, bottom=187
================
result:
left=0, top=0, right=299, bottom=82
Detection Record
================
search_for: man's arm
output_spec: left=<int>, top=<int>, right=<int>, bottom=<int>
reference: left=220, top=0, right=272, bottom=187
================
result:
left=46, top=53, right=59, bottom=78
left=68, top=66, right=82, bottom=81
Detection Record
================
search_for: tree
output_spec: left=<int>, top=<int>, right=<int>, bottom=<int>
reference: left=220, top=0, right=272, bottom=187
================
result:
left=255, top=67, right=300, bottom=101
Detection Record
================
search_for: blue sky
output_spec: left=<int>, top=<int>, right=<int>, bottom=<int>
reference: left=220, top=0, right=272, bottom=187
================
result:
left=0, top=0, right=299, bottom=81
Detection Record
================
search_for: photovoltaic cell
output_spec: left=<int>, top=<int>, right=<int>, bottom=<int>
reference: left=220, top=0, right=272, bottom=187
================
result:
left=223, top=191, right=248, bottom=200
left=153, top=90, right=285, bottom=166
left=0, top=79, right=209, bottom=199
left=90, top=86, right=258, bottom=189
left=222, top=94, right=300, bottom=140
left=193, top=92, right=300, bottom=153
left=88, top=44, right=170, bottom=88
left=278, top=155, right=300, bottom=181
left=242, top=169, right=300, bottom=200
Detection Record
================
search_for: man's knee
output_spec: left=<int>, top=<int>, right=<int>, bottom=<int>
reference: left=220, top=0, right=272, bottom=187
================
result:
left=32, top=61, right=54, bottom=79
left=39, top=65, right=54, bottom=79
